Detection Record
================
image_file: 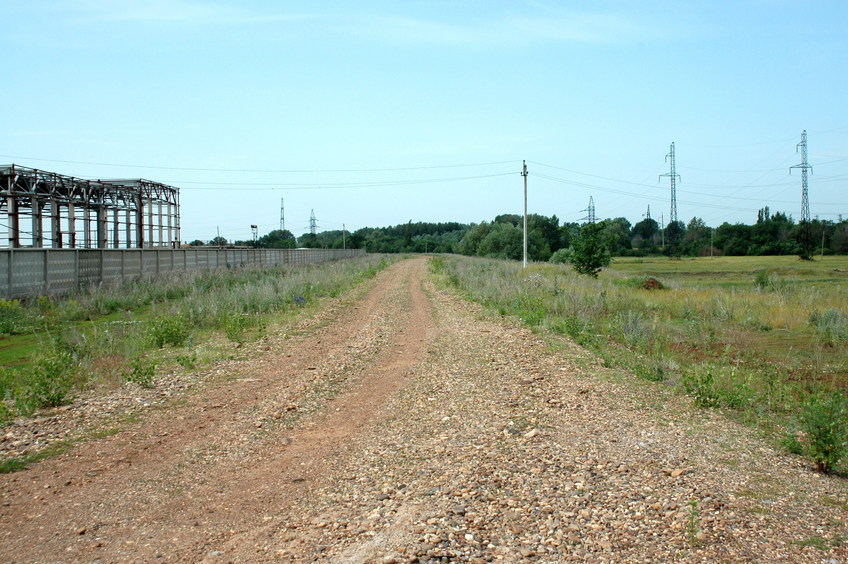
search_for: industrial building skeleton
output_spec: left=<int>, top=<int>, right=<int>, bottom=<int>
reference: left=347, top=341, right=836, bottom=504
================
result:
left=1, top=164, right=180, bottom=249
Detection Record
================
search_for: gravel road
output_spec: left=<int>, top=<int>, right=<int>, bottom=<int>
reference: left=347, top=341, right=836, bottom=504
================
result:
left=1, top=257, right=846, bottom=563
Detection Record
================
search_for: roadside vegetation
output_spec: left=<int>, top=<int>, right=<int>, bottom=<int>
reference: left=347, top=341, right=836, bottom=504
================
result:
left=0, top=255, right=393, bottom=427
left=274, top=210, right=848, bottom=261
left=430, top=254, right=848, bottom=473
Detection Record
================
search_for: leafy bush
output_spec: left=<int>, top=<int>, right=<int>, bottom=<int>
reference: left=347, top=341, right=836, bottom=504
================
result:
left=122, top=357, right=156, bottom=389
left=15, top=351, right=78, bottom=415
left=548, top=248, right=572, bottom=264
left=683, top=369, right=721, bottom=408
left=147, top=314, right=191, bottom=348
left=175, top=351, right=197, bottom=370
left=556, top=316, right=585, bottom=340
left=797, top=390, right=848, bottom=473
left=223, top=313, right=252, bottom=343
left=0, top=299, right=35, bottom=335
left=682, top=365, right=751, bottom=409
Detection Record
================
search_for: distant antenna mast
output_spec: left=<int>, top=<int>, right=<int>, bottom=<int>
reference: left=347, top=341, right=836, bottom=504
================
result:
left=644, top=205, right=652, bottom=222
left=660, top=142, right=680, bottom=225
left=280, top=198, right=285, bottom=231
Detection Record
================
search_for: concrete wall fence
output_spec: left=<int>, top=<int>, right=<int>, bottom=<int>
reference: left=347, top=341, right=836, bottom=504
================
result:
left=0, top=247, right=365, bottom=299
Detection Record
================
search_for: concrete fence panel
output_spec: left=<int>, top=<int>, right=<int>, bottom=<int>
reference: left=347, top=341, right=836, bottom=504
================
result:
left=0, top=248, right=365, bottom=299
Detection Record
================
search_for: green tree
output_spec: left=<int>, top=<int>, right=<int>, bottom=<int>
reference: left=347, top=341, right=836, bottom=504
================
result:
left=570, top=222, right=611, bottom=277
left=751, top=212, right=795, bottom=255
left=457, top=222, right=492, bottom=256
left=478, top=222, right=523, bottom=260
left=631, top=217, right=659, bottom=252
left=493, top=214, right=522, bottom=226
left=683, top=217, right=711, bottom=256
left=832, top=222, right=848, bottom=254
left=665, top=220, right=686, bottom=257
left=603, top=217, right=632, bottom=255
left=529, top=214, right=564, bottom=252
left=256, top=229, right=296, bottom=249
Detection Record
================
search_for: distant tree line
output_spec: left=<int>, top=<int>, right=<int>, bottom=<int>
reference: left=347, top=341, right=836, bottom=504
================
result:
left=195, top=207, right=848, bottom=259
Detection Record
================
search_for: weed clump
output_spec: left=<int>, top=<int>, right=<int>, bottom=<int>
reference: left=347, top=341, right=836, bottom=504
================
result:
left=0, top=299, right=36, bottom=335
left=122, top=357, right=156, bottom=389
left=795, top=390, right=848, bottom=473
left=681, top=365, right=751, bottom=409
left=810, top=309, right=848, bottom=345
left=14, top=350, right=79, bottom=416
left=147, top=314, right=191, bottom=348
left=222, top=312, right=264, bottom=344
left=753, top=269, right=785, bottom=291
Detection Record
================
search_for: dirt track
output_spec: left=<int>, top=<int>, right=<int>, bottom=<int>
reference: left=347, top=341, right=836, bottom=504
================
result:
left=1, top=258, right=847, bottom=563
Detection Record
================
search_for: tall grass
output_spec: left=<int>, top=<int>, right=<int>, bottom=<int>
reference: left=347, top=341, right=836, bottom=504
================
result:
left=431, top=255, right=848, bottom=472
left=0, top=255, right=393, bottom=425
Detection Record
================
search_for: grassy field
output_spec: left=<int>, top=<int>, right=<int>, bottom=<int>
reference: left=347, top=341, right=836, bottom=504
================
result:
left=609, top=255, right=847, bottom=385
left=431, top=254, right=848, bottom=472
left=0, top=255, right=394, bottom=426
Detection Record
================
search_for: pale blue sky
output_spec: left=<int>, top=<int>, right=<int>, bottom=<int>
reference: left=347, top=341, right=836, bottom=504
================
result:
left=2, top=0, right=846, bottom=243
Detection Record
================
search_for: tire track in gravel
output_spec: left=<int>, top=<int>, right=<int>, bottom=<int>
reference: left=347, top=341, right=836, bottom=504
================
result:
left=239, top=266, right=848, bottom=563
left=0, top=258, right=435, bottom=563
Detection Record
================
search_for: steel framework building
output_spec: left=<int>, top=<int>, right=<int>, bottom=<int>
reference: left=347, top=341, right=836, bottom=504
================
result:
left=0, top=164, right=180, bottom=249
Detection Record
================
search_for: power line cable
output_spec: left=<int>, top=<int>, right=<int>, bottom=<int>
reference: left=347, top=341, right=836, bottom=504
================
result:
left=172, top=172, right=516, bottom=189
left=0, top=154, right=520, bottom=174
left=533, top=173, right=754, bottom=213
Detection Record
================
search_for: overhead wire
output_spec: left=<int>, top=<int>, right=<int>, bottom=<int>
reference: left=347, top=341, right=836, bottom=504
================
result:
left=0, top=154, right=520, bottom=174
left=172, top=171, right=517, bottom=190
left=533, top=173, right=755, bottom=213
left=530, top=160, right=846, bottom=207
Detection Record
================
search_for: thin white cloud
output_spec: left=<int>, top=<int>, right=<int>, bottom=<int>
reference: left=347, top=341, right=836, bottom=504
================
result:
left=65, top=2, right=654, bottom=44
left=70, top=0, right=318, bottom=25
left=351, top=12, right=655, bottom=47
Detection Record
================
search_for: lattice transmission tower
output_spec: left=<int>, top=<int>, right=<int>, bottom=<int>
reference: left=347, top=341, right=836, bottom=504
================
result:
left=309, top=209, right=318, bottom=236
left=790, top=130, right=813, bottom=257
left=790, top=130, right=813, bottom=223
left=581, top=196, right=596, bottom=223
left=660, top=142, right=680, bottom=225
